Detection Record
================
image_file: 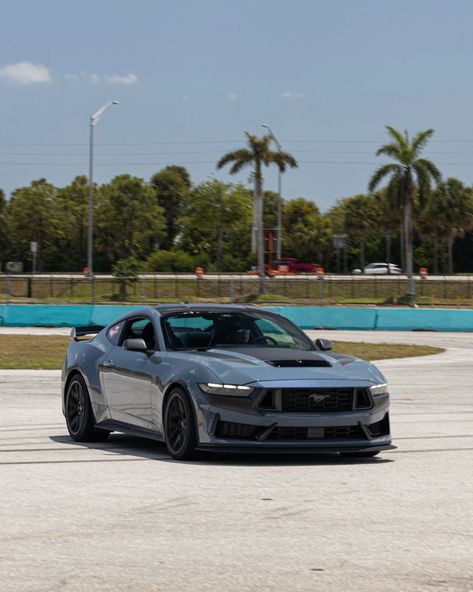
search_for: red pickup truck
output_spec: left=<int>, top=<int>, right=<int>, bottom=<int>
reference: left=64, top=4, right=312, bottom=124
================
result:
left=267, top=258, right=318, bottom=275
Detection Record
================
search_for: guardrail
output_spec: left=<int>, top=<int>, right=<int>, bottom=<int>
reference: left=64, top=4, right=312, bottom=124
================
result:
left=1, top=303, right=473, bottom=331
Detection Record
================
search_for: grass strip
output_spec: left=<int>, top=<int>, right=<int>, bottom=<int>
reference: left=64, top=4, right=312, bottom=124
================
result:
left=0, top=335, right=443, bottom=370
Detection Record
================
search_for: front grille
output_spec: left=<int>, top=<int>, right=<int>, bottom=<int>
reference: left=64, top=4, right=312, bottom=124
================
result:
left=367, top=413, right=390, bottom=438
left=267, top=424, right=365, bottom=440
left=215, top=420, right=260, bottom=440
left=280, top=388, right=355, bottom=412
left=258, top=388, right=372, bottom=412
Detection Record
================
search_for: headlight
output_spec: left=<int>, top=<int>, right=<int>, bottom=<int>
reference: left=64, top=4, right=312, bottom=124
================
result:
left=199, top=383, right=254, bottom=397
left=369, top=383, right=389, bottom=396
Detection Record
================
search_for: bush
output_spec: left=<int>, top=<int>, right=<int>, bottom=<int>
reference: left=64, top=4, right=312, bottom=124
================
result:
left=143, top=250, right=196, bottom=272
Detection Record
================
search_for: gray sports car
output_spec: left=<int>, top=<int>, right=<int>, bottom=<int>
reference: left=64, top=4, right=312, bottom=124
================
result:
left=62, top=304, right=393, bottom=460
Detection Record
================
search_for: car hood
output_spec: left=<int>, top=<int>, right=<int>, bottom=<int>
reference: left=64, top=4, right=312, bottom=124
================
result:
left=180, top=347, right=385, bottom=386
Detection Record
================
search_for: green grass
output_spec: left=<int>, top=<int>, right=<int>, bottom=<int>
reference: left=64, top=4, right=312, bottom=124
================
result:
left=0, top=335, right=444, bottom=370
left=331, top=341, right=443, bottom=360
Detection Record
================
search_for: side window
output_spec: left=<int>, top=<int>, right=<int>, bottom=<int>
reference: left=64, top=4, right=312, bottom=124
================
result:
left=121, top=318, right=157, bottom=350
left=107, top=321, right=125, bottom=346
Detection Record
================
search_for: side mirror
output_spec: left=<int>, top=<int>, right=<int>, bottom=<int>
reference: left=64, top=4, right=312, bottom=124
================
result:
left=315, top=338, right=332, bottom=351
left=124, top=338, right=148, bottom=352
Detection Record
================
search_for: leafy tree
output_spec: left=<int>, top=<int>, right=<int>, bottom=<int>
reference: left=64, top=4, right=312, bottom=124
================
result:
left=282, top=198, right=326, bottom=262
left=48, top=176, right=89, bottom=271
left=178, top=180, right=253, bottom=271
left=6, top=179, right=57, bottom=271
left=369, top=127, right=441, bottom=302
left=217, top=133, right=297, bottom=289
left=344, top=194, right=380, bottom=270
left=427, top=178, right=473, bottom=273
left=373, top=188, right=401, bottom=266
left=150, top=166, right=191, bottom=250
left=0, top=189, right=9, bottom=269
left=95, top=175, right=165, bottom=268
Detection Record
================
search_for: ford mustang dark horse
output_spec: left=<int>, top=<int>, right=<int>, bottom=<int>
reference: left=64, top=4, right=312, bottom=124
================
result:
left=62, top=304, right=393, bottom=460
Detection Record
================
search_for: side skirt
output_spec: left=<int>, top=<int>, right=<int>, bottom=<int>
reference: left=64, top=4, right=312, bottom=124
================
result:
left=95, top=419, right=165, bottom=443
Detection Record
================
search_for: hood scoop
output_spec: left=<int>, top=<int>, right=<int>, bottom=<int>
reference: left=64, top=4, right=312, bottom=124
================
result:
left=265, top=359, right=331, bottom=368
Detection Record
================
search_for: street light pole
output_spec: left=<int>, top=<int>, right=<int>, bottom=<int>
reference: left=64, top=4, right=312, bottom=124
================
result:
left=262, top=124, right=283, bottom=259
left=87, top=100, right=119, bottom=277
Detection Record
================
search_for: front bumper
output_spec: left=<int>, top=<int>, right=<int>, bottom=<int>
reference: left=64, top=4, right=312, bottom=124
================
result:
left=191, top=381, right=392, bottom=453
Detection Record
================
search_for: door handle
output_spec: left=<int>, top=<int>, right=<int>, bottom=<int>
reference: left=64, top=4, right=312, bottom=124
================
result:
left=102, top=360, right=115, bottom=369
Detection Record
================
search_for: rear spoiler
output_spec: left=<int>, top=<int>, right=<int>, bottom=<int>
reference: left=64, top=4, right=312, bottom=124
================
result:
left=70, top=325, right=105, bottom=341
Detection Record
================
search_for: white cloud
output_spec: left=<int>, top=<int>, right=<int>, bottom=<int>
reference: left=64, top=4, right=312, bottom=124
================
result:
left=181, top=95, right=190, bottom=100
left=0, top=61, right=52, bottom=85
left=280, top=91, right=304, bottom=100
left=104, top=73, right=138, bottom=85
left=72, top=71, right=139, bottom=85
left=227, top=92, right=239, bottom=101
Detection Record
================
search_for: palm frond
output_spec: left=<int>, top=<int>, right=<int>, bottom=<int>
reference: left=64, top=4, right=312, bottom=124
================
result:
left=414, top=158, right=442, bottom=183
left=385, top=126, right=407, bottom=147
left=376, top=143, right=403, bottom=159
left=216, top=149, right=253, bottom=170
left=269, top=151, right=298, bottom=172
left=229, top=159, right=251, bottom=175
left=411, top=129, right=435, bottom=156
left=368, top=163, right=401, bottom=192
left=412, top=162, right=433, bottom=206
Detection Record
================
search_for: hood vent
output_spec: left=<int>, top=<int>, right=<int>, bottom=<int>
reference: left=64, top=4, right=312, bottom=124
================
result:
left=265, top=359, right=331, bottom=368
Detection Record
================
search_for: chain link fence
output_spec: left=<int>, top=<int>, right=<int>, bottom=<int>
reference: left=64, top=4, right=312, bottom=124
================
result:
left=1, top=274, right=473, bottom=306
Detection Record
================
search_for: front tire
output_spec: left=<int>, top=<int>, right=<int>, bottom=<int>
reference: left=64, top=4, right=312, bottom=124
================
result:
left=164, top=388, right=197, bottom=460
left=65, top=374, right=110, bottom=442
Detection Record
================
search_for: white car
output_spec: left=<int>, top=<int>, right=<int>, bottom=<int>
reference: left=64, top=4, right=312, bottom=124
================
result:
left=352, top=263, right=402, bottom=275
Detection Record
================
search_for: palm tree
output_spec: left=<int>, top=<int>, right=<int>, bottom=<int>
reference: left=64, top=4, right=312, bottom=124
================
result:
left=369, top=127, right=441, bottom=303
left=217, top=133, right=297, bottom=291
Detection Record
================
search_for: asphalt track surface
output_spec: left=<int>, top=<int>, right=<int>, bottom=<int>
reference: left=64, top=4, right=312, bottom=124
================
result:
left=0, top=330, right=472, bottom=592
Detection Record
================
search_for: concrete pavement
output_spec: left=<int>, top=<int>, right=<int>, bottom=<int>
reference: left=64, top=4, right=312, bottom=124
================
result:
left=0, top=332, right=472, bottom=592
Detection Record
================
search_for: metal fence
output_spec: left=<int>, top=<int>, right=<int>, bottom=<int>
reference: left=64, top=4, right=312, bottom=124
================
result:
left=2, top=273, right=473, bottom=306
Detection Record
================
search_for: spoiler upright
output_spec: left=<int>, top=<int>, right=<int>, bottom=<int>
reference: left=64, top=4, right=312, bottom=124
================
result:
left=70, top=325, right=105, bottom=341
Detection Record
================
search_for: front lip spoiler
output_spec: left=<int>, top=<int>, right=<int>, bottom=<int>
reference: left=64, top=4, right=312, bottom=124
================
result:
left=196, top=443, right=396, bottom=454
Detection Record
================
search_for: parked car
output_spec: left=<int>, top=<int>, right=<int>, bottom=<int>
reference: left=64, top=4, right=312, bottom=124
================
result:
left=62, top=304, right=393, bottom=460
left=352, top=263, right=402, bottom=275
left=268, top=258, right=318, bottom=275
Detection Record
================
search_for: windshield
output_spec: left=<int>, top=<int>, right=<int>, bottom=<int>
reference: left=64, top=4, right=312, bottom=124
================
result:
left=161, top=310, right=313, bottom=351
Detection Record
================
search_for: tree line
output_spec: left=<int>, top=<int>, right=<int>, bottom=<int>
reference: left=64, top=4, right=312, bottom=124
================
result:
left=1, top=127, right=473, bottom=276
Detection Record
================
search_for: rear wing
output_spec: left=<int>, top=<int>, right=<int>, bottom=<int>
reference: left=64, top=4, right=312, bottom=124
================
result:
left=70, top=325, right=105, bottom=342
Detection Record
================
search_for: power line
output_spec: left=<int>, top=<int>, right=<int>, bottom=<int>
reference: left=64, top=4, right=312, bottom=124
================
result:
left=5, top=137, right=473, bottom=147
left=3, top=159, right=473, bottom=166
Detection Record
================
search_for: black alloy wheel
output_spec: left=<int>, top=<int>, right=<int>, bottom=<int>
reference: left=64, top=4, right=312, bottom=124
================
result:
left=65, top=374, right=110, bottom=442
left=164, top=389, right=197, bottom=460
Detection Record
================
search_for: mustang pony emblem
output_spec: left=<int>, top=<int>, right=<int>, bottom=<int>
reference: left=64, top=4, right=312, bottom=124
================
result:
left=308, top=393, right=331, bottom=404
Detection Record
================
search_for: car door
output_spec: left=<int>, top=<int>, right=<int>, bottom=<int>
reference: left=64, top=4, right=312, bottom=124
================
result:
left=100, top=317, right=157, bottom=429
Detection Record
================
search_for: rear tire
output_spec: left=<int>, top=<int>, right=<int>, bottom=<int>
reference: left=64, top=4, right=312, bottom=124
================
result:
left=164, top=388, right=197, bottom=460
left=65, top=374, right=110, bottom=442
left=340, top=450, right=380, bottom=458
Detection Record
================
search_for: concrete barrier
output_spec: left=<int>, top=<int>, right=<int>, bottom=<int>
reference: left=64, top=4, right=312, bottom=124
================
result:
left=0, top=304, right=472, bottom=331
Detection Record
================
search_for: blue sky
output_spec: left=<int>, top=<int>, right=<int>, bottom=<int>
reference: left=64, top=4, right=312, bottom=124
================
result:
left=1, top=0, right=473, bottom=210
